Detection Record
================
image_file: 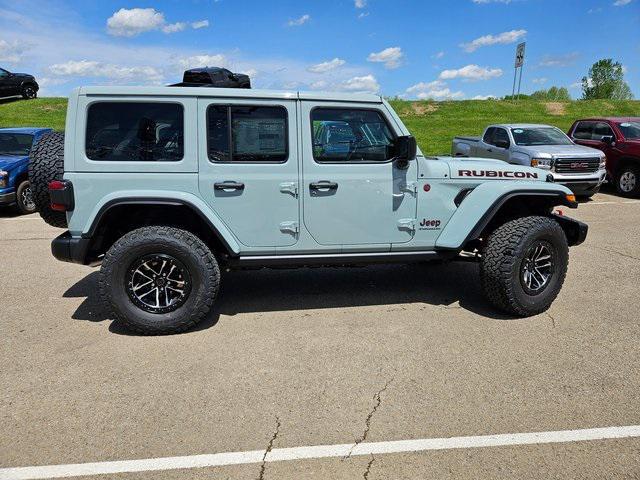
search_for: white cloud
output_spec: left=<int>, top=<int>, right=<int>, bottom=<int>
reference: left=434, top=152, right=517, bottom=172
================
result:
left=532, top=77, right=547, bottom=84
left=288, top=14, right=310, bottom=26
left=432, top=51, right=445, bottom=60
left=338, top=74, right=380, bottom=93
left=162, top=22, right=187, bottom=34
left=176, top=54, right=228, bottom=71
left=355, top=0, right=367, bottom=7
left=461, top=29, right=526, bottom=52
left=406, top=80, right=446, bottom=94
left=310, top=80, right=328, bottom=90
left=472, top=94, right=497, bottom=100
left=107, top=8, right=165, bottom=37
left=358, top=12, right=370, bottom=18
left=538, top=52, right=579, bottom=67
left=191, top=20, right=210, bottom=29
left=307, top=58, right=346, bottom=73
left=367, top=47, right=403, bottom=69
left=48, top=60, right=164, bottom=83
left=106, top=8, right=208, bottom=36
left=439, top=64, right=503, bottom=81
left=613, top=0, right=632, bottom=5
left=0, top=39, right=26, bottom=63
left=406, top=80, right=463, bottom=100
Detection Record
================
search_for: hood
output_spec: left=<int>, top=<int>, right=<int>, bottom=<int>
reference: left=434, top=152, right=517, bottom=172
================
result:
left=0, top=155, right=28, bottom=171
left=515, top=144, right=602, bottom=158
left=437, top=156, right=546, bottom=182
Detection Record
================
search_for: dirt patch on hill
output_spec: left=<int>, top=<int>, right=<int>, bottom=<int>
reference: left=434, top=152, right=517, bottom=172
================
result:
left=411, top=102, right=439, bottom=116
left=544, top=102, right=567, bottom=116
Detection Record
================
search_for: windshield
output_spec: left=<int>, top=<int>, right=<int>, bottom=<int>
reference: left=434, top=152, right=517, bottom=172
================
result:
left=510, top=128, right=573, bottom=146
left=617, top=122, right=640, bottom=140
left=0, top=133, right=34, bottom=156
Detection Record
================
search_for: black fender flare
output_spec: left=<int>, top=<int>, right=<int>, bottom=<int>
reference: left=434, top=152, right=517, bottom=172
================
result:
left=459, top=190, right=578, bottom=248
left=84, top=197, right=236, bottom=256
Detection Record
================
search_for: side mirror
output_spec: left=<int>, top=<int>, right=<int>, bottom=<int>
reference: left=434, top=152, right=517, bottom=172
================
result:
left=394, top=135, right=417, bottom=160
left=602, top=135, right=615, bottom=145
left=495, top=139, right=510, bottom=149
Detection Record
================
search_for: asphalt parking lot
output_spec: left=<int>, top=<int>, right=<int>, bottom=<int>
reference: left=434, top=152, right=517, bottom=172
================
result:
left=1, top=190, right=639, bottom=480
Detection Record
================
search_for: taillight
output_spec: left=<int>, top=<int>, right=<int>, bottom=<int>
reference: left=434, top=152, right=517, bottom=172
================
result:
left=49, top=180, right=74, bottom=212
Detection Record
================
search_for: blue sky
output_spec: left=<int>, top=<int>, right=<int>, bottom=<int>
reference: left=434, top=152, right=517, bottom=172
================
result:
left=0, top=0, right=638, bottom=99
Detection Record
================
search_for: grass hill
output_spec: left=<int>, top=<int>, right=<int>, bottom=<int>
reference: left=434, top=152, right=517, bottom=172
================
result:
left=1, top=97, right=638, bottom=156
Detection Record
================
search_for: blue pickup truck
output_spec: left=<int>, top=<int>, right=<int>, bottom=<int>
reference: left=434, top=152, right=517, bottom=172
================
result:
left=0, top=127, right=52, bottom=214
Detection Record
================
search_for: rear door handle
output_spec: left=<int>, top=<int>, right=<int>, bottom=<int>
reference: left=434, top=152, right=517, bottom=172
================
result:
left=309, top=181, right=338, bottom=191
left=214, top=181, right=245, bottom=191
left=487, top=148, right=493, bottom=153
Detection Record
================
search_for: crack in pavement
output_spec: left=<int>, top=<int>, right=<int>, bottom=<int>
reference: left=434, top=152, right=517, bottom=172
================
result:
left=546, top=312, right=556, bottom=328
left=587, top=245, right=640, bottom=262
left=257, top=416, right=280, bottom=480
left=345, top=378, right=394, bottom=460
left=363, top=454, right=375, bottom=480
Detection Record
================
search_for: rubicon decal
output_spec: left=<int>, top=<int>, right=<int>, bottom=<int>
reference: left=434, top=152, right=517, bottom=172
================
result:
left=458, top=170, right=539, bottom=179
left=419, top=219, right=442, bottom=230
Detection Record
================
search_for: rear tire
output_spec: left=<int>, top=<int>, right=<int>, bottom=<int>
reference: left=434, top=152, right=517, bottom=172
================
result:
left=28, top=131, right=67, bottom=228
left=615, top=165, right=640, bottom=198
left=99, top=226, right=220, bottom=335
left=480, top=216, right=568, bottom=317
left=15, top=180, right=37, bottom=214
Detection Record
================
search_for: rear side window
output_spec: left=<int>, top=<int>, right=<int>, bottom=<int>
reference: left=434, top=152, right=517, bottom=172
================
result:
left=572, top=121, right=595, bottom=140
left=483, top=127, right=496, bottom=144
left=207, top=105, right=288, bottom=163
left=86, top=102, right=184, bottom=162
left=593, top=122, right=614, bottom=140
left=311, top=108, right=396, bottom=163
left=493, top=128, right=510, bottom=147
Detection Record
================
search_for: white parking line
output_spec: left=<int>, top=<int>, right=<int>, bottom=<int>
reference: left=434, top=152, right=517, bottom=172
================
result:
left=1, top=425, right=639, bottom=480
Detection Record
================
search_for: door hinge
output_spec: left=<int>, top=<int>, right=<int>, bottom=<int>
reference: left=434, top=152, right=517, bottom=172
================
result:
left=397, top=218, right=416, bottom=232
left=279, top=221, right=299, bottom=235
left=400, top=182, right=418, bottom=195
left=279, top=182, right=298, bottom=197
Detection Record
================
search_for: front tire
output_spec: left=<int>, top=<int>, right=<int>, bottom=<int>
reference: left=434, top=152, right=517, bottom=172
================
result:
left=21, top=85, right=37, bottom=99
left=615, top=165, right=640, bottom=198
left=15, top=180, right=37, bottom=214
left=480, top=216, right=569, bottom=317
left=99, top=226, right=220, bottom=335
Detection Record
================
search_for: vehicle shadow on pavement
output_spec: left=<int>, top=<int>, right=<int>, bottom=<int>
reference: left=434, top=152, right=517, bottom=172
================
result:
left=65, top=261, right=518, bottom=335
left=0, top=206, right=23, bottom=218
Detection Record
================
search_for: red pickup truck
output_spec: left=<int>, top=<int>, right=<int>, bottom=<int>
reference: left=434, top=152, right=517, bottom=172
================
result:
left=568, top=118, right=640, bottom=197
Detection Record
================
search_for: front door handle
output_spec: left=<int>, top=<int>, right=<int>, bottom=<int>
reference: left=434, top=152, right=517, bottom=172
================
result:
left=309, top=181, right=338, bottom=191
left=214, top=181, right=245, bottom=191
left=487, top=148, right=493, bottom=153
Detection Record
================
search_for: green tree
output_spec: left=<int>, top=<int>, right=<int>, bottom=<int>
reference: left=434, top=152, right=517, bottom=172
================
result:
left=530, top=86, right=571, bottom=101
left=582, top=59, right=634, bottom=100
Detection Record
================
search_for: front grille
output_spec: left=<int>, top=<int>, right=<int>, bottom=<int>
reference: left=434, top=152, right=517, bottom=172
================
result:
left=554, top=157, right=600, bottom=174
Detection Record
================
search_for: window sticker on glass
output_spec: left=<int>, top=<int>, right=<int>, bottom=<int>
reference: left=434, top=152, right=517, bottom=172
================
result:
left=513, top=129, right=524, bottom=134
left=620, top=123, right=631, bottom=127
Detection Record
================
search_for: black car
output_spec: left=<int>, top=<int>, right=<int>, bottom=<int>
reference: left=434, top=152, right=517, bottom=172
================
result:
left=170, top=67, right=251, bottom=89
left=0, top=68, right=39, bottom=99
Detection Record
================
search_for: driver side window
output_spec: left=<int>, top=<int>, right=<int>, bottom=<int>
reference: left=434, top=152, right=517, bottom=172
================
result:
left=311, top=108, right=396, bottom=163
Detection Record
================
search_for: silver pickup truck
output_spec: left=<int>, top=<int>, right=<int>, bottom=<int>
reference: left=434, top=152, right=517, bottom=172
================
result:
left=452, top=124, right=607, bottom=197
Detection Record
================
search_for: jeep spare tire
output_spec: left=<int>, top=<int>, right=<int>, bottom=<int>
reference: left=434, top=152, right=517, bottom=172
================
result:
left=29, top=131, right=68, bottom=228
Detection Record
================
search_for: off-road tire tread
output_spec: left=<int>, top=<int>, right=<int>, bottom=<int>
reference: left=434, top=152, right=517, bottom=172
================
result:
left=480, top=216, right=568, bottom=316
left=28, top=131, right=67, bottom=227
left=99, top=226, right=220, bottom=335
